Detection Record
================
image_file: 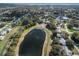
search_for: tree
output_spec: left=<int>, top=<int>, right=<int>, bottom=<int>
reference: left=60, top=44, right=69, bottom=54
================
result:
left=71, top=32, right=79, bottom=44
left=22, top=19, right=29, bottom=26
left=46, top=23, right=56, bottom=30
left=0, top=23, right=5, bottom=28
left=49, top=45, right=65, bottom=56
left=68, top=19, right=79, bottom=29
left=62, top=31, right=69, bottom=39
left=66, top=40, right=74, bottom=50
left=46, top=19, right=57, bottom=30
left=51, top=31, right=57, bottom=39
left=51, top=38, right=60, bottom=45
left=67, top=24, right=73, bottom=29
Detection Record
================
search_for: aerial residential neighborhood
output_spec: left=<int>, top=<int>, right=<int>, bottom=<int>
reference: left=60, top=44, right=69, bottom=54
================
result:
left=0, top=3, right=79, bottom=56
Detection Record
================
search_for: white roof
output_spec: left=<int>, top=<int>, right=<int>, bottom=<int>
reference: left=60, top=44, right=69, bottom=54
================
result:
left=56, top=16, right=69, bottom=20
left=59, top=38, right=66, bottom=45
left=0, top=36, right=5, bottom=40
left=0, top=31, right=7, bottom=35
left=62, top=16, right=69, bottom=20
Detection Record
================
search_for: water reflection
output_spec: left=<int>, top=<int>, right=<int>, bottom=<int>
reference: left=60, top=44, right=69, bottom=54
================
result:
left=19, top=29, right=46, bottom=56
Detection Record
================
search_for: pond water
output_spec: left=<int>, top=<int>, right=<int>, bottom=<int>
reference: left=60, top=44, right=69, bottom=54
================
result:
left=19, top=29, right=46, bottom=56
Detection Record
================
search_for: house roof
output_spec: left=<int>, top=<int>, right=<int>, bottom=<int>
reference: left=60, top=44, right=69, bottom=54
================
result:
left=56, top=16, right=69, bottom=20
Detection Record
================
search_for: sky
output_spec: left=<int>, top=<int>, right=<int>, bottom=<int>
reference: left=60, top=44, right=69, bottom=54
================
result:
left=0, top=0, right=79, bottom=3
left=15, top=3, right=79, bottom=5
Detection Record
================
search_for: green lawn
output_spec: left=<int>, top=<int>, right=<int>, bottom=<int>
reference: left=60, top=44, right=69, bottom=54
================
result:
left=25, top=25, right=37, bottom=32
left=72, top=47, right=79, bottom=55
left=68, top=28, right=76, bottom=32
left=0, top=40, right=7, bottom=51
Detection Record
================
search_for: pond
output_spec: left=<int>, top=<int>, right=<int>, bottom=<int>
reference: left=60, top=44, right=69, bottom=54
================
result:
left=19, top=29, right=46, bottom=56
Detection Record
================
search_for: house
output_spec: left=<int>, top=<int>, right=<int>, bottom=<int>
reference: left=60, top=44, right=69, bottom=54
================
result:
left=56, top=26, right=61, bottom=33
left=0, top=27, right=12, bottom=40
left=56, top=16, right=69, bottom=21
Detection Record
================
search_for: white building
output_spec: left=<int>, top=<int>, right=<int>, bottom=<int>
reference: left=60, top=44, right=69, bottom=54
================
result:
left=0, top=28, right=12, bottom=40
